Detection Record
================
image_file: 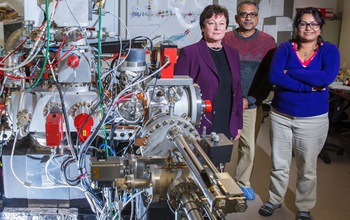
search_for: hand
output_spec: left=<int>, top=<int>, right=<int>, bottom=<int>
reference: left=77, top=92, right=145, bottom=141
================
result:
left=243, top=98, right=249, bottom=111
left=233, top=129, right=242, bottom=141
left=312, top=87, right=326, bottom=91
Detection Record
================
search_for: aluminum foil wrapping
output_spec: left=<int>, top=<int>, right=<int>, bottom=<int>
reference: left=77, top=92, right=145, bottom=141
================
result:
left=1, top=208, right=80, bottom=220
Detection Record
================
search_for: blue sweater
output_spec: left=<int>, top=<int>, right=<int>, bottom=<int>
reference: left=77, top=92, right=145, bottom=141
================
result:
left=270, top=41, right=340, bottom=117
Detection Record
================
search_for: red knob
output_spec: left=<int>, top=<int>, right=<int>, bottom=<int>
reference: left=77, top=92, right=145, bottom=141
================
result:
left=67, top=54, right=80, bottom=68
left=202, top=100, right=212, bottom=113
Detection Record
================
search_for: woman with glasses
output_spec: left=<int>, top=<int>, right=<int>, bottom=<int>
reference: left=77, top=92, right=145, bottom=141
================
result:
left=258, top=7, right=340, bottom=220
left=174, top=5, right=243, bottom=147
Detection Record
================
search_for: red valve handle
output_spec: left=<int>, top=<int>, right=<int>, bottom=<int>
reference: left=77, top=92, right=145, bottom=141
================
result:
left=67, top=54, right=80, bottom=68
left=202, top=100, right=212, bottom=113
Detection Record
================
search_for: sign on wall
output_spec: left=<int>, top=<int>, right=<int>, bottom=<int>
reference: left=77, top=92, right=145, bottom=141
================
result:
left=127, top=0, right=212, bottom=48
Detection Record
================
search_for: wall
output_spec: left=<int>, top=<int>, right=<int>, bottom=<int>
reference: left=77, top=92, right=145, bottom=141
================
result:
left=2, top=0, right=348, bottom=66
left=293, top=0, right=338, bottom=17
left=337, top=0, right=345, bottom=15
left=339, top=0, right=350, bottom=68
left=0, top=0, right=24, bottom=16
left=293, top=0, right=349, bottom=65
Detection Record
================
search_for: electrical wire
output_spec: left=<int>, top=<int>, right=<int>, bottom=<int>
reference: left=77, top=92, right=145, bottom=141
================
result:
left=9, top=131, right=85, bottom=191
left=104, top=9, right=132, bottom=72
left=0, top=37, right=28, bottom=65
left=0, top=76, right=8, bottom=96
left=96, top=7, right=109, bottom=152
left=45, top=149, right=66, bottom=185
left=64, top=0, right=85, bottom=32
left=138, top=194, right=153, bottom=219
left=29, top=0, right=55, bottom=89
left=0, top=0, right=59, bottom=79
left=51, top=35, right=67, bottom=62
left=0, top=38, right=44, bottom=72
left=2, top=1, right=177, bottom=218
left=76, top=58, right=170, bottom=162
left=98, top=143, right=116, bottom=157
left=60, top=156, right=81, bottom=186
left=38, top=78, right=76, bottom=160
left=122, top=189, right=146, bottom=210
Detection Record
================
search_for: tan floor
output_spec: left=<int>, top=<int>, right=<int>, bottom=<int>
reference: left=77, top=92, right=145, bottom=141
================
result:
left=225, top=115, right=350, bottom=220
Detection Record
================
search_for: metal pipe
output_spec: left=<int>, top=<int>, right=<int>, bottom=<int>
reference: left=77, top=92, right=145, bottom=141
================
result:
left=168, top=128, right=216, bottom=208
left=203, top=203, right=218, bottom=220
left=179, top=137, right=206, bottom=173
left=180, top=193, right=202, bottom=220
left=189, top=136, right=219, bottom=174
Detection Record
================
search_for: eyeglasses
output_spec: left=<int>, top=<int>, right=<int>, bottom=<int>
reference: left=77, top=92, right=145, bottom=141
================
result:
left=298, top=22, right=320, bottom=30
left=238, top=12, right=258, bottom=18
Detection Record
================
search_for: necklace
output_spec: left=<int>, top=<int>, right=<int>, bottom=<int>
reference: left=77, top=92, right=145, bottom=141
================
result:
left=299, top=46, right=318, bottom=57
left=300, top=49, right=313, bottom=57
left=208, top=46, right=222, bottom=52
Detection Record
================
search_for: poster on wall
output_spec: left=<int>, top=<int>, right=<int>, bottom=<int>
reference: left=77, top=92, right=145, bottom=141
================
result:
left=217, top=0, right=237, bottom=27
left=127, top=0, right=212, bottom=48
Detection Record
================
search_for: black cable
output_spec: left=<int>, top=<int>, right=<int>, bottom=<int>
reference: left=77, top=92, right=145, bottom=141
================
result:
left=110, top=54, right=121, bottom=69
left=109, top=120, right=118, bottom=150
left=122, top=36, right=154, bottom=52
left=60, top=156, right=80, bottom=186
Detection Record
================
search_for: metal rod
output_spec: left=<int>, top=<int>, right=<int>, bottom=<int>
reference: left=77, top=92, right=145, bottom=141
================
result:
left=180, top=193, right=203, bottom=220
left=168, top=128, right=216, bottom=208
left=189, top=136, right=219, bottom=174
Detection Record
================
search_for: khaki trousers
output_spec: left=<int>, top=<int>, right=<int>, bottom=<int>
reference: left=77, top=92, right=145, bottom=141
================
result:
left=268, top=109, right=328, bottom=211
left=235, top=107, right=259, bottom=187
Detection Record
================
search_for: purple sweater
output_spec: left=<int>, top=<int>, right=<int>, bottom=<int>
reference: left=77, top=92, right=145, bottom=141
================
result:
left=270, top=41, right=340, bottom=117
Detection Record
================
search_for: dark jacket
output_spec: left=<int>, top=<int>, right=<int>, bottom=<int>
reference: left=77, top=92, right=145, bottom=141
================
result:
left=174, top=38, right=243, bottom=137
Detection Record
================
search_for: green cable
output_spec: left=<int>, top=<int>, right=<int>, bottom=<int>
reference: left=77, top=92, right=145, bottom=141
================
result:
left=97, top=7, right=109, bottom=157
left=29, top=0, right=51, bottom=89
